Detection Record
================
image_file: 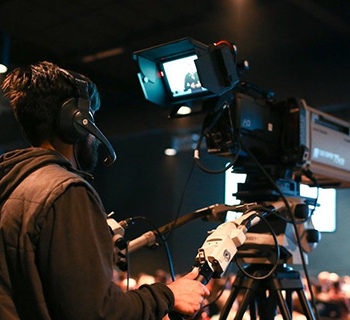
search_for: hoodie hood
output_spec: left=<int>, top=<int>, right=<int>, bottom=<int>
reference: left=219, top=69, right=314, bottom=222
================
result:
left=0, top=148, right=75, bottom=203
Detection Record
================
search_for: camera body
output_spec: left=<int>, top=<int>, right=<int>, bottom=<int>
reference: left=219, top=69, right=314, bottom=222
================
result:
left=134, top=38, right=350, bottom=188
left=134, top=38, right=350, bottom=269
left=204, top=88, right=350, bottom=189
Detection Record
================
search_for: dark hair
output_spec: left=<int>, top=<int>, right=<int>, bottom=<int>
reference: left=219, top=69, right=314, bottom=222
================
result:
left=1, top=61, right=100, bottom=146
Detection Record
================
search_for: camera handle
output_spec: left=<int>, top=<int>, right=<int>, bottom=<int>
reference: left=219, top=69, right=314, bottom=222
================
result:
left=169, top=209, right=268, bottom=320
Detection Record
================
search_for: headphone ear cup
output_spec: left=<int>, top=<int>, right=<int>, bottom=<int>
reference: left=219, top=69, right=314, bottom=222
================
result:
left=57, top=98, right=81, bottom=144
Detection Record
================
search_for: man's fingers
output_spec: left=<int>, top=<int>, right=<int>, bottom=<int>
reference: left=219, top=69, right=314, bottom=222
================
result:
left=202, top=285, right=210, bottom=296
left=167, top=269, right=211, bottom=316
left=183, top=267, right=199, bottom=280
left=183, top=269, right=210, bottom=296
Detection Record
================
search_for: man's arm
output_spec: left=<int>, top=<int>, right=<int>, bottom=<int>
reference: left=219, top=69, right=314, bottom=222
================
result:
left=37, top=184, right=173, bottom=320
left=37, top=184, right=208, bottom=320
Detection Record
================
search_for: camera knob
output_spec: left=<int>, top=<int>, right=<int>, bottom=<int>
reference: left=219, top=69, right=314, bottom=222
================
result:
left=294, top=203, right=309, bottom=219
left=306, top=228, right=321, bottom=244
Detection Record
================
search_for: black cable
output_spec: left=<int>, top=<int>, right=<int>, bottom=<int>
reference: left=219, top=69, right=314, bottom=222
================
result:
left=295, top=171, right=320, bottom=224
left=234, top=213, right=281, bottom=280
left=126, top=242, right=130, bottom=291
left=293, top=183, right=320, bottom=225
left=194, top=147, right=239, bottom=174
left=164, top=159, right=196, bottom=242
left=266, top=174, right=319, bottom=226
left=298, top=169, right=320, bottom=223
left=130, top=216, right=176, bottom=281
left=162, top=236, right=176, bottom=282
left=196, top=272, right=231, bottom=315
left=309, top=183, right=320, bottom=217
left=194, top=104, right=241, bottom=175
left=241, top=143, right=320, bottom=319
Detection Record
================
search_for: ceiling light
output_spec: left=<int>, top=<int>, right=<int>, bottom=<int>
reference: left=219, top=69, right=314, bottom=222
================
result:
left=164, top=148, right=177, bottom=156
left=0, top=32, right=9, bottom=74
left=0, top=64, right=7, bottom=74
left=82, top=47, right=124, bottom=63
left=176, top=106, right=192, bottom=115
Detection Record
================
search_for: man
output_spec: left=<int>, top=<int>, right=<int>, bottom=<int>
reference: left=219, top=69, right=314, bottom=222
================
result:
left=0, top=61, right=209, bottom=319
left=184, top=71, right=201, bottom=93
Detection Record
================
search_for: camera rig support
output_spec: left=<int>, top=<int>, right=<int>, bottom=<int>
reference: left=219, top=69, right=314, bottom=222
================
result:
left=108, top=198, right=318, bottom=319
left=131, top=37, right=350, bottom=319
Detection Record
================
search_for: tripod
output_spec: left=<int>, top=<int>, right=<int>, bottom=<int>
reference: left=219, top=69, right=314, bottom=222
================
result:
left=218, top=264, right=316, bottom=320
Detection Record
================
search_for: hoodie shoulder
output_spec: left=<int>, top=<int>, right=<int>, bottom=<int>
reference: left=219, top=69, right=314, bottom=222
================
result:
left=0, top=147, right=75, bottom=203
left=0, top=162, right=100, bottom=249
left=17, top=163, right=92, bottom=204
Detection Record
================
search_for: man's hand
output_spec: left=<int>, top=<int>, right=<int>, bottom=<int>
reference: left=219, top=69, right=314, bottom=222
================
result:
left=167, top=268, right=210, bottom=316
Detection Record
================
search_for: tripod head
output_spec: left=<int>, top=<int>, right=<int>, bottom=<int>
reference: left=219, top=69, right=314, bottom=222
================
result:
left=226, top=166, right=320, bottom=264
left=236, top=197, right=320, bottom=266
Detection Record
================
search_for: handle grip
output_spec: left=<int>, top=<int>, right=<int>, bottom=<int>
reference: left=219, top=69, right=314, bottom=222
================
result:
left=196, top=273, right=209, bottom=285
left=168, top=268, right=212, bottom=320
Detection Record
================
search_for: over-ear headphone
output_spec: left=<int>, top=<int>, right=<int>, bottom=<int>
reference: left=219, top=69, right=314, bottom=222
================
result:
left=56, top=68, right=117, bottom=167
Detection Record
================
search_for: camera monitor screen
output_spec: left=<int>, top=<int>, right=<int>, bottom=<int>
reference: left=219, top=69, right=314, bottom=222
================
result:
left=162, top=54, right=208, bottom=98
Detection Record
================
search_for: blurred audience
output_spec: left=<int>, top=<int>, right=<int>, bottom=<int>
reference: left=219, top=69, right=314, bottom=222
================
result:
left=314, top=271, right=350, bottom=319
left=112, top=268, right=350, bottom=319
left=136, top=273, right=156, bottom=287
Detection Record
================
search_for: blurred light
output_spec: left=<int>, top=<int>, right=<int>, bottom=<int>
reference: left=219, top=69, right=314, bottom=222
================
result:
left=164, top=148, right=177, bottom=156
left=0, top=31, right=10, bottom=74
left=0, top=64, right=7, bottom=74
left=191, top=133, right=200, bottom=141
left=82, top=47, right=124, bottom=63
left=176, top=106, right=192, bottom=115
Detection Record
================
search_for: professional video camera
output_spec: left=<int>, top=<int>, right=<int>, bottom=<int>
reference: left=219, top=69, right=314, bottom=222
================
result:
left=133, top=38, right=350, bottom=319
left=134, top=37, right=350, bottom=190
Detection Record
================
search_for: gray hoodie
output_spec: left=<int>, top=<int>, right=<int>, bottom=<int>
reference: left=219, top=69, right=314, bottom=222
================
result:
left=0, top=147, right=173, bottom=320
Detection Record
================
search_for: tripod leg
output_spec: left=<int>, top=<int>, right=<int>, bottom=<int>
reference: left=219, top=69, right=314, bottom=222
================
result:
left=286, top=290, right=293, bottom=313
left=219, top=285, right=240, bottom=320
left=249, top=301, right=257, bottom=320
left=296, top=289, right=317, bottom=320
left=275, top=290, right=292, bottom=320
left=256, top=290, right=276, bottom=320
left=269, top=276, right=292, bottom=320
left=233, top=287, right=257, bottom=320
left=219, top=275, right=258, bottom=320
left=255, top=290, right=291, bottom=320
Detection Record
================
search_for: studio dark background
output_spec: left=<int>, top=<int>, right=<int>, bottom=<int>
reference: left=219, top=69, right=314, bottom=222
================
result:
left=0, top=0, right=350, bottom=277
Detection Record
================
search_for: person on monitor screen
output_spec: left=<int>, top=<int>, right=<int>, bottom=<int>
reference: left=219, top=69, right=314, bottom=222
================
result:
left=0, top=61, right=209, bottom=320
left=184, top=70, right=202, bottom=93
left=183, top=60, right=202, bottom=93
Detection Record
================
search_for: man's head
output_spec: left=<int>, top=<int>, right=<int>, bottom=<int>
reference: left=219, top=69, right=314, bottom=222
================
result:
left=1, top=61, right=100, bottom=146
left=1, top=61, right=102, bottom=171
